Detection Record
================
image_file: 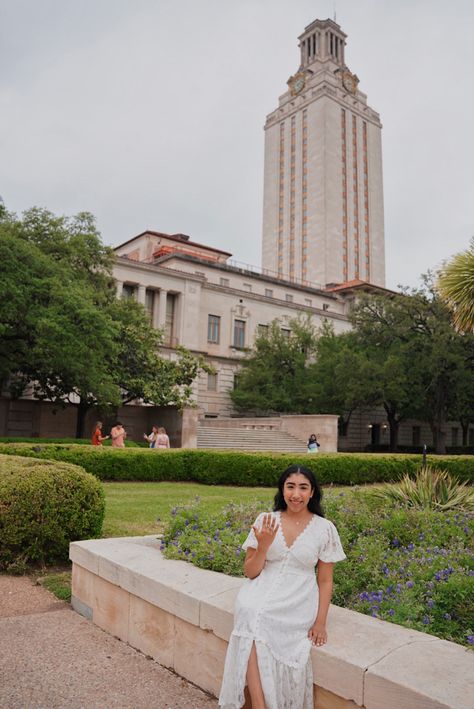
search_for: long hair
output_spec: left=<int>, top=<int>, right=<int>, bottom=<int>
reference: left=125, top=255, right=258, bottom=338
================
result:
left=273, top=464, right=324, bottom=517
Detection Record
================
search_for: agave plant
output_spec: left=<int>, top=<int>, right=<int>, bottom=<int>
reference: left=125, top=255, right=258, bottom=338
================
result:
left=370, top=466, right=474, bottom=512
left=437, top=238, right=474, bottom=333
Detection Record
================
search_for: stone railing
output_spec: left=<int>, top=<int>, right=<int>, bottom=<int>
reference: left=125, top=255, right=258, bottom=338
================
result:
left=70, top=536, right=473, bottom=709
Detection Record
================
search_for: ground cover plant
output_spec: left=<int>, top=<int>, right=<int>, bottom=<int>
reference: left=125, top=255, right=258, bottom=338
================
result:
left=162, top=487, right=474, bottom=647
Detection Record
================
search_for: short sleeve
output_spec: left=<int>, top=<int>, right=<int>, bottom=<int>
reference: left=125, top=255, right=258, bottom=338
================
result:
left=318, top=521, right=346, bottom=563
left=241, top=513, right=264, bottom=551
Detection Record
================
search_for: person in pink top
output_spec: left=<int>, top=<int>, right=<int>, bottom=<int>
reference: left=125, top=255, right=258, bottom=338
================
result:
left=155, top=426, right=170, bottom=449
left=110, top=422, right=127, bottom=448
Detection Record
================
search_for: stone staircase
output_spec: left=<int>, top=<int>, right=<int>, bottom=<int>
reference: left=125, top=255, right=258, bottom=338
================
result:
left=197, top=425, right=307, bottom=452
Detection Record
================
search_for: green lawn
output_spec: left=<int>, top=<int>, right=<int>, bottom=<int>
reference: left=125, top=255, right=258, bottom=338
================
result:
left=102, top=481, right=275, bottom=537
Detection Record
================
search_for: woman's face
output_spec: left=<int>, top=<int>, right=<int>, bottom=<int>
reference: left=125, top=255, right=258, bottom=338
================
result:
left=283, top=473, right=314, bottom=512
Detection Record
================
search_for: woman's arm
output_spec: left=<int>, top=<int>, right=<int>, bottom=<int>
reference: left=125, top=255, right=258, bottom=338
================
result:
left=308, top=561, right=334, bottom=646
left=243, top=513, right=278, bottom=579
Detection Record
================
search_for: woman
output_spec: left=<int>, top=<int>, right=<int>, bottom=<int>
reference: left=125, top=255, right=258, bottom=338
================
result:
left=219, top=465, right=345, bottom=709
left=307, top=433, right=320, bottom=453
left=143, top=425, right=158, bottom=448
left=91, top=421, right=109, bottom=446
left=110, top=422, right=126, bottom=448
left=155, top=426, right=170, bottom=449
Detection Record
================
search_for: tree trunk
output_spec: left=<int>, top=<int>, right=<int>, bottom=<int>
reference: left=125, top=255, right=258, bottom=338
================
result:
left=75, top=400, right=91, bottom=439
left=383, top=404, right=400, bottom=452
left=432, top=424, right=447, bottom=454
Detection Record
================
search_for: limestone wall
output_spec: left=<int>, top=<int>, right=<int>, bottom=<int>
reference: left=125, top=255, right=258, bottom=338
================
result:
left=70, top=536, right=474, bottom=709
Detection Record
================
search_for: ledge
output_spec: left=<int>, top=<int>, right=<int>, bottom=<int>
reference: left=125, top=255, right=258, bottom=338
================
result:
left=70, top=536, right=474, bottom=709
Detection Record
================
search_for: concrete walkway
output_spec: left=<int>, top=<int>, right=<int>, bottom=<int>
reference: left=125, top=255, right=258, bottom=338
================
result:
left=0, top=575, right=218, bottom=709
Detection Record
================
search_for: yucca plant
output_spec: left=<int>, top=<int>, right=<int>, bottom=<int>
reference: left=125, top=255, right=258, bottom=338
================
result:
left=370, top=466, right=474, bottom=512
left=437, top=238, right=474, bottom=333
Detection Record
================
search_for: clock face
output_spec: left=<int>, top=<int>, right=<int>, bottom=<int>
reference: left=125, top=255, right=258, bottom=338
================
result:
left=289, top=72, right=306, bottom=95
left=342, top=70, right=358, bottom=94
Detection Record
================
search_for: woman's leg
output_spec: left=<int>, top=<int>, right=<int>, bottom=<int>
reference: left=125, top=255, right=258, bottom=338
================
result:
left=246, top=642, right=266, bottom=709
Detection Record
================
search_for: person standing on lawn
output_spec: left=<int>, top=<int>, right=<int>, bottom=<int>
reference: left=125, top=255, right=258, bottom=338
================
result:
left=91, top=421, right=109, bottom=446
left=110, top=422, right=127, bottom=448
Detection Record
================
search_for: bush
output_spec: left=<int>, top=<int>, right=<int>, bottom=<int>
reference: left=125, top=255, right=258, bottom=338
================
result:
left=0, top=444, right=472, bottom=485
left=0, top=454, right=105, bottom=571
left=0, top=436, right=141, bottom=447
left=162, top=491, right=474, bottom=647
left=370, top=467, right=474, bottom=512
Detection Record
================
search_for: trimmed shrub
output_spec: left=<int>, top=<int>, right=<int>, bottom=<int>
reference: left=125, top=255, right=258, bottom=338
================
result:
left=0, top=444, right=471, bottom=485
left=0, top=436, right=142, bottom=447
left=0, top=454, right=105, bottom=571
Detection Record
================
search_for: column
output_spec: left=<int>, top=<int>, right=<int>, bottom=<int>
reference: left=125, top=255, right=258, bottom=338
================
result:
left=116, top=280, right=123, bottom=299
left=158, top=289, right=168, bottom=328
left=137, top=285, right=146, bottom=305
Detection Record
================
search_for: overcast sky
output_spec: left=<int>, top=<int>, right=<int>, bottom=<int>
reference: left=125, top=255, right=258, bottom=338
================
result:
left=1, top=0, right=473, bottom=290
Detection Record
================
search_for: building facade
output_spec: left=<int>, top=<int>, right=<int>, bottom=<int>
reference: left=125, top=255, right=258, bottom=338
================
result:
left=261, top=19, right=385, bottom=288
left=114, top=230, right=352, bottom=419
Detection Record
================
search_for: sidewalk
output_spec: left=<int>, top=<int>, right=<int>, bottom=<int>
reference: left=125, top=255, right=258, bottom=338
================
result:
left=0, top=575, right=218, bottom=709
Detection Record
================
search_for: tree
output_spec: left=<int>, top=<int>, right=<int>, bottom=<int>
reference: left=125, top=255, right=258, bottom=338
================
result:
left=303, top=325, right=378, bottom=436
left=0, top=207, right=210, bottom=437
left=350, top=280, right=473, bottom=454
left=230, top=317, right=319, bottom=414
left=437, top=238, right=474, bottom=333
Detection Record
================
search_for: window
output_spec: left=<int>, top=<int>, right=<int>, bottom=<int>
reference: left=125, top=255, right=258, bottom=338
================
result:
left=285, top=294, right=294, bottom=303
left=207, top=373, right=217, bottom=391
left=304, top=298, right=312, bottom=307
left=412, top=426, right=421, bottom=446
left=122, top=284, right=137, bottom=299
left=194, top=271, right=205, bottom=277
left=451, top=427, right=459, bottom=446
left=469, top=429, right=474, bottom=446
left=257, top=324, right=269, bottom=338
left=243, top=283, right=252, bottom=292
left=265, top=288, right=273, bottom=298
left=220, top=277, right=230, bottom=287
left=233, top=319, right=246, bottom=348
left=322, top=303, right=330, bottom=311
left=145, top=289, right=155, bottom=324
left=207, top=315, right=220, bottom=344
left=233, top=373, right=241, bottom=390
left=281, top=328, right=291, bottom=339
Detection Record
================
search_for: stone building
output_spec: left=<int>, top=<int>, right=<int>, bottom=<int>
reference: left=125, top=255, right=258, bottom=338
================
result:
left=261, top=18, right=385, bottom=289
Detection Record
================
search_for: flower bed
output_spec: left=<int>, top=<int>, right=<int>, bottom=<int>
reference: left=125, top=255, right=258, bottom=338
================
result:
left=162, top=490, right=474, bottom=647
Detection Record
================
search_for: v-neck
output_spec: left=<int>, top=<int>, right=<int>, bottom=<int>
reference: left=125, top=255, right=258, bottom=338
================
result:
left=277, top=510, right=315, bottom=551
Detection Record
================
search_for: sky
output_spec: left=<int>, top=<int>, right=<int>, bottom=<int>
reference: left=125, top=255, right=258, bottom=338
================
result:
left=1, top=0, right=473, bottom=290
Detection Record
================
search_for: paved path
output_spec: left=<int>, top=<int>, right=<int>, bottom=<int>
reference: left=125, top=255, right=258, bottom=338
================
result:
left=0, top=576, right=218, bottom=709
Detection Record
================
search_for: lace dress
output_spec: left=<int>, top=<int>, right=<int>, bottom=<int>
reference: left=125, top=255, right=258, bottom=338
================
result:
left=218, top=511, right=346, bottom=709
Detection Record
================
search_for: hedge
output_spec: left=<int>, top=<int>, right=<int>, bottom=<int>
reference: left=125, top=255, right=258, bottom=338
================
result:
left=0, top=454, right=105, bottom=571
left=0, top=436, right=142, bottom=447
left=0, top=444, right=472, bottom=485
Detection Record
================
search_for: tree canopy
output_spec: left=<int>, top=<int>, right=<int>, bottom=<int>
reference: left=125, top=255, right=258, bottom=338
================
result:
left=0, top=207, right=210, bottom=436
left=437, top=238, right=474, bottom=333
left=231, top=280, right=474, bottom=453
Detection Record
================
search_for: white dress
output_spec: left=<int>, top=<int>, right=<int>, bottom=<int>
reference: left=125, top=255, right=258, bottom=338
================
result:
left=218, top=511, right=346, bottom=709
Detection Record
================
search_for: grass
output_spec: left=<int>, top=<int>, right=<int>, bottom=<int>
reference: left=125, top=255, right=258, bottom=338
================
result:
left=102, top=481, right=275, bottom=537
left=38, top=571, right=72, bottom=602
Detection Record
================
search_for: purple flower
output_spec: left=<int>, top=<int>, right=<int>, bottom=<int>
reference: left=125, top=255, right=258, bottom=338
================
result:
left=467, top=636, right=474, bottom=645
left=406, top=581, right=414, bottom=589
left=422, top=616, right=430, bottom=625
left=392, top=538, right=400, bottom=547
left=387, top=609, right=395, bottom=616
left=192, top=524, right=198, bottom=530
left=235, top=548, right=242, bottom=556
left=444, top=613, right=451, bottom=620
left=427, top=599, right=435, bottom=609
left=408, top=543, right=415, bottom=551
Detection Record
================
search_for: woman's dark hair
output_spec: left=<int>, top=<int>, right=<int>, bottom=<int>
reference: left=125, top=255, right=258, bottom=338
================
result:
left=273, top=464, right=324, bottom=517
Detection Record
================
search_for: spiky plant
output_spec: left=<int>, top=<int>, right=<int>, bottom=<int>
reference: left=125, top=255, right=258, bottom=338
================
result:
left=370, top=466, right=474, bottom=512
left=437, top=238, right=474, bottom=333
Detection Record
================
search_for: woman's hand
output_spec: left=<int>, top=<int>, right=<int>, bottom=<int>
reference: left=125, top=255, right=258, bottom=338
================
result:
left=253, top=513, right=279, bottom=552
left=308, top=621, right=327, bottom=647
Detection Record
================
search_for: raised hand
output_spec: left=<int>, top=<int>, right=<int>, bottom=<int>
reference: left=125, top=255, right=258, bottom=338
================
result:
left=253, top=513, right=279, bottom=552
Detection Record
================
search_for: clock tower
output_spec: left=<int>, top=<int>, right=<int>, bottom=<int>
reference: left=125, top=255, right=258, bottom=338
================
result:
left=261, top=18, right=385, bottom=288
